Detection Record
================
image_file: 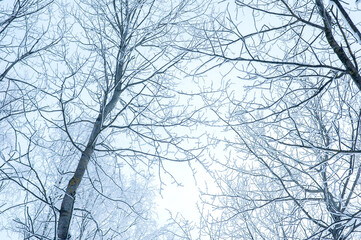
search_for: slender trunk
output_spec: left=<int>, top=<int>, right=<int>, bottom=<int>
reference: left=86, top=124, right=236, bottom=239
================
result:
left=57, top=118, right=100, bottom=239
left=57, top=75, right=123, bottom=239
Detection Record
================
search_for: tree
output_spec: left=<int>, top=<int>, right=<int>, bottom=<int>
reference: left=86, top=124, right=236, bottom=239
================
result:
left=1, top=0, right=207, bottom=238
left=196, top=0, right=361, bottom=239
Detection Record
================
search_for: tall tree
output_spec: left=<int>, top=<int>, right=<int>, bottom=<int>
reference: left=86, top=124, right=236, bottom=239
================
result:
left=1, top=0, right=207, bottom=238
left=56, top=0, right=199, bottom=238
left=196, top=0, right=361, bottom=239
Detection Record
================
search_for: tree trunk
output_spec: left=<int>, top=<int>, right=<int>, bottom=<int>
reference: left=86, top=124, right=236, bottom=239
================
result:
left=57, top=80, right=123, bottom=239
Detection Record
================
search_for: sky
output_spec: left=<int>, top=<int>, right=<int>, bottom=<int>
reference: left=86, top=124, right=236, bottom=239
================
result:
left=1, top=0, right=361, bottom=239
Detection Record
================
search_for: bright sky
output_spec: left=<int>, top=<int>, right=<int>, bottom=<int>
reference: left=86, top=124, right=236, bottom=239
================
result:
left=1, top=0, right=361, bottom=239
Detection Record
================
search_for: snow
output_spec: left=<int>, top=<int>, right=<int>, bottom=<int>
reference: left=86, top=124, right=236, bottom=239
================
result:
left=330, top=0, right=361, bottom=45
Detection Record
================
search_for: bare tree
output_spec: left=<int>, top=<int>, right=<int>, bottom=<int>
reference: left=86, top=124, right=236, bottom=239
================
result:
left=194, top=0, right=361, bottom=239
left=201, top=81, right=361, bottom=239
left=0, top=0, right=209, bottom=238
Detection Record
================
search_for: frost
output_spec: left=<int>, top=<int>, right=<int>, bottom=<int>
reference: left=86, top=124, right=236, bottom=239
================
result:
left=330, top=0, right=361, bottom=45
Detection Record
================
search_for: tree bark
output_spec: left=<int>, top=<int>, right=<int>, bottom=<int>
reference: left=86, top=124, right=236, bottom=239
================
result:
left=57, top=120, right=99, bottom=239
left=316, top=0, right=361, bottom=91
left=57, top=71, right=123, bottom=239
